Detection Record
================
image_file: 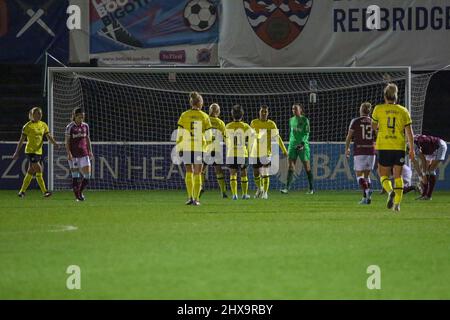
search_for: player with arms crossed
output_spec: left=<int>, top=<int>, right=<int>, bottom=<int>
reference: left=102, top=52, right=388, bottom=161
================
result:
left=281, top=104, right=314, bottom=194
left=411, top=134, right=447, bottom=200
left=176, top=92, right=212, bottom=206
left=250, top=105, right=287, bottom=199
left=65, top=108, right=94, bottom=201
left=345, top=102, right=376, bottom=204
left=372, top=83, right=415, bottom=212
left=13, top=107, right=59, bottom=198
left=225, top=105, right=255, bottom=200
left=202, top=103, right=228, bottom=198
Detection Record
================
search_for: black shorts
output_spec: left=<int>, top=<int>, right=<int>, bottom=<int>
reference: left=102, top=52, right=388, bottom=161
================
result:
left=226, top=157, right=248, bottom=170
left=203, top=151, right=224, bottom=166
left=26, top=153, right=43, bottom=164
left=180, top=151, right=204, bottom=165
left=377, top=150, right=406, bottom=167
left=251, top=156, right=272, bottom=169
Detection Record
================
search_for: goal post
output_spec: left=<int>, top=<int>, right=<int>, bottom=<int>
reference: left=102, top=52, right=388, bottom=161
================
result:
left=47, top=66, right=423, bottom=192
left=47, top=69, right=54, bottom=191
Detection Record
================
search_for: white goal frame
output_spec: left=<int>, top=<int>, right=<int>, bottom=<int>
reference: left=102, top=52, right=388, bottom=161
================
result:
left=47, top=66, right=411, bottom=191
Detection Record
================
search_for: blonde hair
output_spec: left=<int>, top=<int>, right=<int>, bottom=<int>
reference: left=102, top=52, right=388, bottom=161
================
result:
left=360, top=102, right=372, bottom=115
left=189, top=91, right=203, bottom=109
left=384, top=83, right=398, bottom=102
left=209, top=103, right=220, bottom=116
left=28, top=107, right=42, bottom=121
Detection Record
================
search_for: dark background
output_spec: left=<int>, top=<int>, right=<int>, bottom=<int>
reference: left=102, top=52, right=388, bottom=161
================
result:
left=0, top=65, right=449, bottom=142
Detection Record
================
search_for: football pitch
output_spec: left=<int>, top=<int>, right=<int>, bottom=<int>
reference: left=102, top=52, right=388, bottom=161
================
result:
left=0, top=189, right=449, bottom=300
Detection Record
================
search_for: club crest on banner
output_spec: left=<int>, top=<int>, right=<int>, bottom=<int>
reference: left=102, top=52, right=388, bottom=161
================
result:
left=243, top=0, right=312, bottom=49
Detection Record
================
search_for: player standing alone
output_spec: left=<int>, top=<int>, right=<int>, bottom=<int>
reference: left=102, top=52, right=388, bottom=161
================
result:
left=65, top=108, right=94, bottom=201
left=281, top=104, right=314, bottom=194
left=176, top=92, right=212, bottom=206
left=372, top=83, right=415, bottom=212
left=345, top=102, right=376, bottom=204
left=13, top=107, right=59, bottom=198
left=250, top=105, right=287, bottom=199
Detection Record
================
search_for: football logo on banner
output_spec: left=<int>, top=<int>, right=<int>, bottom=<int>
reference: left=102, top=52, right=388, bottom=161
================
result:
left=243, top=0, right=313, bottom=49
left=184, top=0, right=217, bottom=32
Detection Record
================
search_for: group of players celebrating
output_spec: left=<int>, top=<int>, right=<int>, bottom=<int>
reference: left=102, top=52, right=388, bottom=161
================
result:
left=175, top=92, right=314, bottom=206
left=12, top=84, right=446, bottom=209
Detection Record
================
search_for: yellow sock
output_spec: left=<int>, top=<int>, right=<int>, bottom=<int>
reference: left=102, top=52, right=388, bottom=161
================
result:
left=394, top=177, right=404, bottom=205
left=241, top=175, right=249, bottom=196
left=254, top=175, right=261, bottom=190
left=381, top=176, right=393, bottom=194
left=262, top=175, right=270, bottom=193
left=185, top=172, right=193, bottom=199
left=216, top=174, right=226, bottom=193
left=35, top=173, right=47, bottom=193
left=193, top=174, right=202, bottom=201
left=230, top=174, right=238, bottom=196
left=20, top=173, right=33, bottom=193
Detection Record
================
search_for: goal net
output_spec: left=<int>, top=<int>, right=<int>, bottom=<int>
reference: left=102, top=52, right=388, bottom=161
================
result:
left=47, top=67, right=429, bottom=191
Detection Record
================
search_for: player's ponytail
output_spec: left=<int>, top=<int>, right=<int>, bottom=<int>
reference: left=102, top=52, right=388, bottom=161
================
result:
left=189, top=91, right=203, bottom=109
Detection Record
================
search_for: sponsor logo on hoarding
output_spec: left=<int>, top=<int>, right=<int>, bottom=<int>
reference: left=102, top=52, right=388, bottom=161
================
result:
left=160, top=50, right=186, bottom=63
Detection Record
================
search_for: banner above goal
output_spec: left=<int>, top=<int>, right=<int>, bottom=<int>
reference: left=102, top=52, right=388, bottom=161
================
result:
left=220, top=1, right=450, bottom=70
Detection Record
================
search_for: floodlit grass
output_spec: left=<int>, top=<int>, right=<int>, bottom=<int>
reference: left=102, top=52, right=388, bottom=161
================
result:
left=0, top=189, right=449, bottom=299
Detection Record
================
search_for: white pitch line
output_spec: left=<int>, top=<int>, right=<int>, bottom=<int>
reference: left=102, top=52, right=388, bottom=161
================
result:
left=47, top=225, right=78, bottom=233
left=0, top=225, right=78, bottom=234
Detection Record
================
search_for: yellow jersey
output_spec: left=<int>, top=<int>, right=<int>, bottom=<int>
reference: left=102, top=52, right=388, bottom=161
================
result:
left=209, top=116, right=226, bottom=139
left=372, top=103, right=412, bottom=151
left=225, top=121, right=254, bottom=158
left=22, top=121, right=49, bottom=155
left=176, top=109, right=212, bottom=152
left=207, top=116, right=226, bottom=153
left=250, top=119, right=287, bottom=157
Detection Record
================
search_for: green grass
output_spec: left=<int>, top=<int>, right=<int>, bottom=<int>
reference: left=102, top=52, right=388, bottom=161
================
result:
left=0, top=189, right=449, bottom=299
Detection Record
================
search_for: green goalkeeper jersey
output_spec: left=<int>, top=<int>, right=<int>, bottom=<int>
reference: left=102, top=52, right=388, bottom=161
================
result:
left=289, top=115, right=310, bottom=145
